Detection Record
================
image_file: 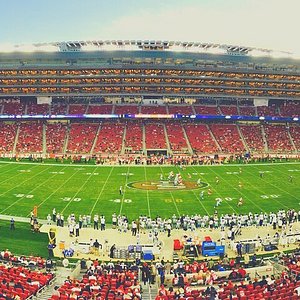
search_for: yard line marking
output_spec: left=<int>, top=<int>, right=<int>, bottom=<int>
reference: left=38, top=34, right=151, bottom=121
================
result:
left=1, top=168, right=68, bottom=216
left=158, top=165, right=181, bottom=216
left=168, top=191, right=181, bottom=216
left=207, top=166, right=266, bottom=213
left=189, top=165, right=239, bottom=214
left=89, top=166, right=115, bottom=215
left=248, top=164, right=299, bottom=204
left=0, top=165, right=53, bottom=199
left=144, top=166, right=151, bottom=218
left=34, top=167, right=82, bottom=210
left=119, top=166, right=131, bottom=216
left=1, top=165, right=35, bottom=183
left=235, top=165, right=291, bottom=209
left=173, top=165, right=210, bottom=215
left=61, top=167, right=100, bottom=214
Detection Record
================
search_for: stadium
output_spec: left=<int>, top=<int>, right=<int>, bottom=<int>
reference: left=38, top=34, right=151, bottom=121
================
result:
left=0, top=37, right=299, bottom=299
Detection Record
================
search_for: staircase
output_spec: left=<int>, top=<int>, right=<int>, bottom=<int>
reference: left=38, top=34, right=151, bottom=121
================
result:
left=142, top=282, right=159, bottom=300
left=162, top=123, right=172, bottom=155
left=217, top=105, right=223, bottom=115
left=165, top=104, right=169, bottom=114
left=236, top=124, right=249, bottom=152
left=90, top=123, right=101, bottom=155
left=65, top=103, right=69, bottom=114
left=24, top=103, right=28, bottom=115
left=62, top=124, right=71, bottom=154
left=42, top=123, right=47, bottom=156
left=84, top=103, right=89, bottom=114
left=206, top=124, right=222, bottom=152
left=191, top=104, right=196, bottom=114
left=35, top=266, right=75, bottom=300
left=287, top=127, right=297, bottom=153
left=260, top=125, right=269, bottom=153
left=181, top=124, right=194, bottom=154
left=12, top=124, right=20, bottom=156
left=236, top=103, right=241, bottom=115
left=142, top=123, right=147, bottom=155
left=120, top=124, right=127, bottom=155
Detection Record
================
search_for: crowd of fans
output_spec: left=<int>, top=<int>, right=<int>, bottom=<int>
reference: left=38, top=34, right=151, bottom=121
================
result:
left=0, top=250, right=53, bottom=300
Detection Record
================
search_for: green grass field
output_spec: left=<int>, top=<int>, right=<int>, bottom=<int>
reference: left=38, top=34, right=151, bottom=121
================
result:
left=0, top=160, right=299, bottom=221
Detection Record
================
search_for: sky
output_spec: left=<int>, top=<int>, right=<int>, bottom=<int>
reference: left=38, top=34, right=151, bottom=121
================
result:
left=0, top=0, right=299, bottom=54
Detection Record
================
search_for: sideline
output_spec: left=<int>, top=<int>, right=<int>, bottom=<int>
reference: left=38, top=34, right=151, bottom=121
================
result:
left=0, top=160, right=299, bottom=168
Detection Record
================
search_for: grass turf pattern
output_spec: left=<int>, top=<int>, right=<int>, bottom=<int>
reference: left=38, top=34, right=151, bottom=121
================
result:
left=0, top=161, right=299, bottom=221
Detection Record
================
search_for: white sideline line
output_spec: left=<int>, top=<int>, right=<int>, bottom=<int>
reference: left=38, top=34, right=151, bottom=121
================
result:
left=0, top=160, right=299, bottom=168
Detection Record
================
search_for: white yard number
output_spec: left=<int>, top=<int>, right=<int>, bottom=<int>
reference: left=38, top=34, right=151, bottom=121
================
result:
left=164, top=198, right=183, bottom=203
left=110, top=199, right=132, bottom=203
left=215, top=197, right=233, bottom=202
left=61, top=197, right=81, bottom=202
left=260, top=194, right=280, bottom=199
left=14, top=194, right=34, bottom=198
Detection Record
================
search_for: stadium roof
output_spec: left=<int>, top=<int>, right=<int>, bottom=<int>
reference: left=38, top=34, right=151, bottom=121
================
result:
left=0, top=40, right=297, bottom=60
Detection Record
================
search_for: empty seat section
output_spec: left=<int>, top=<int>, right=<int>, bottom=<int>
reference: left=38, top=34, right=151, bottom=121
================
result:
left=16, top=122, right=43, bottom=153
left=140, top=105, right=167, bottom=114
left=0, top=123, right=17, bottom=152
left=67, top=123, right=98, bottom=153
left=239, top=125, right=264, bottom=152
left=210, top=124, right=245, bottom=153
left=219, top=105, right=238, bottom=115
left=27, top=103, right=49, bottom=115
left=50, top=103, right=68, bottom=115
left=3, top=102, right=25, bottom=115
left=124, top=122, right=143, bottom=153
left=289, top=125, right=300, bottom=151
left=184, top=124, right=218, bottom=153
left=46, top=123, right=67, bottom=154
left=93, top=122, right=124, bottom=153
left=68, top=104, right=87, bottom=114
left=194, top=105, right=219, bottom=115
left=239, top=106, right=256, bottom=116
left=165, top=123, right=188, bottom=152
left=264, top=124, right=294, bottom=152
left=87, top=104, right=113, bottom=114
left=114, top=105, right=139, bottom=114
left=168, top=105, right=194, bottom=114
left=279, top=101, right=300, bottom=117
left=145, top=123, right=167, bottom=149
left=257, top=105, right=278, bottom=116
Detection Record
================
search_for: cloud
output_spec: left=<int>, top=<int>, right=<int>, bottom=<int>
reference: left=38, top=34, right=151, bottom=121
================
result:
left=99, top=0, right=300, bottom=53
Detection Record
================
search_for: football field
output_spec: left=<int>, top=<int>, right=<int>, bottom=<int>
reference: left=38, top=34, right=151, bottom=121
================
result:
left=0, top=161, right=299, bottom=221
